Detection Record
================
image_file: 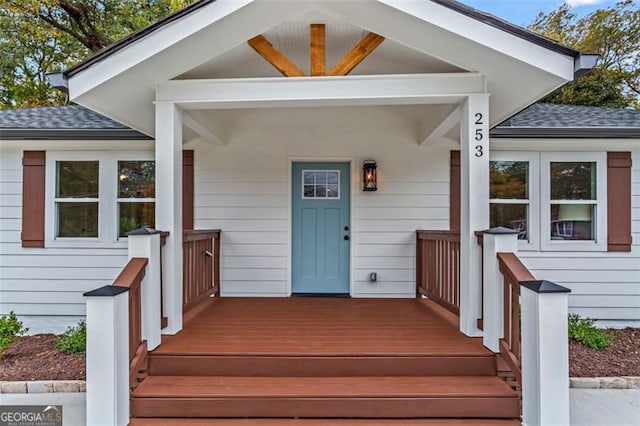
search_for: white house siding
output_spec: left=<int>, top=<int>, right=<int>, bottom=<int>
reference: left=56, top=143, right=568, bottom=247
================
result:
left=0, top=141, right=153, bottom=333
left=492, top=142, right=640, bottom=325
left=189, top=107, right=454, bottom=298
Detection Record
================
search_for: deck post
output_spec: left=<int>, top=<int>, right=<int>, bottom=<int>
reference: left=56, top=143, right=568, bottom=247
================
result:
left=459, top=93, right=490, bottom=337
left=520, top=280, right=571, bottom=426
left=155, top=101, right=184, bottom=334
left=83, top=286, right=129, bottom=425
left=481, top=227, right=519, bottom=352
left=127, top=227, right=162, bottom=350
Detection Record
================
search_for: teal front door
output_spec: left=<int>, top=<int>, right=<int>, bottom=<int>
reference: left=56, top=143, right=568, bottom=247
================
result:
left=292, top=162, right=350, bottom=294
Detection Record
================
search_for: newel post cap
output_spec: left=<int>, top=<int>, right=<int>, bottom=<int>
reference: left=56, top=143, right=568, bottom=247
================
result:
left=481, top=226, right=520, bottom=235
left=126, top=226, right=161, bottom=236
left=84, top=285, right=129, bottom=297
left=521, top=280, right=571, bottom=294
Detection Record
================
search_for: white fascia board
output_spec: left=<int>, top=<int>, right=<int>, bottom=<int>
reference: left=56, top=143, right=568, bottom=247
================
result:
left=67, top=0, right=313, bottom=100
left=491, top=138, right=640, bottom=151
left=375, top=0, right=575, bottom=80
left=157, top=73, right=486, bottom=109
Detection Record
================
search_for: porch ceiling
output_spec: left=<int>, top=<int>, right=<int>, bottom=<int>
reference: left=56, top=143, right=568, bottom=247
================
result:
left=66, top=0, right=580, bottom=137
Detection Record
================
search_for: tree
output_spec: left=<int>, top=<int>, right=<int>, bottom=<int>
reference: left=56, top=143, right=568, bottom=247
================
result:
left=529, top=1, right=640, bottom=109
left=0, top=0, right=196, bottom=109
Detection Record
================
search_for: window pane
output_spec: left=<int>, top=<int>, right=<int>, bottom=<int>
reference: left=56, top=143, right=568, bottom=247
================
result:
left=316, top=172, right=327, bottom=185
left=57, top=202, right=98, bottom=238
left=490, top=204, right=528, bottom=240
left=56, top=161, right=99, bottom=198
left=550, top=162, right=596, bottom=200
left=119, top=202, right=156, bottom=237
left=304, top=172, right=315, bottom=185
left=316, top=184, right=327, bottom=197
left=304, top=185, right=315, bottom=197
left=551, top=204, right=595, bottom=240
left=327, top=172, right=339, bottom=184
left=490, top=161, right=528, bottom=199
left=327, top=184, right=339, bottom=198
left=118, top=161, right=155, bottom=198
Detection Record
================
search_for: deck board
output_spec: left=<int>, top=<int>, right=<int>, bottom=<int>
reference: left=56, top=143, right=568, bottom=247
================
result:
left=153, top=298, right=491, bottom=357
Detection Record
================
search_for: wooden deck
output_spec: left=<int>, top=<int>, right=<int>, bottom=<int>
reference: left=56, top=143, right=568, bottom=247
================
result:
left=132, top=297, right=520, bottom=421
left=153, top=297, right=490, bottom=357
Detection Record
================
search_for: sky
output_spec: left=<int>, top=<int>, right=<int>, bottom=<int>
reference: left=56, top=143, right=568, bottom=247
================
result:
left=459, top=1, right=623, bottom=26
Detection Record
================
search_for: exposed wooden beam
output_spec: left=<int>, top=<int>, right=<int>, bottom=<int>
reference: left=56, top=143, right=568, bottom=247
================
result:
left=310, top=24, right=326, bottom=76
left=247, top=35, right=305, bottom=77
left=420, top=106, right=461, bottom=146
left=328, top=32, right=385, bottom=76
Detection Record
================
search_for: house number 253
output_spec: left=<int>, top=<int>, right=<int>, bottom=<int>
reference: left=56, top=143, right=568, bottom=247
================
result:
left=474, top=113, right=485, bottom=157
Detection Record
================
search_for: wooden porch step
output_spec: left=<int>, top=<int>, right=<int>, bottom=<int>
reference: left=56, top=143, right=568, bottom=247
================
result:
left=149, top=354, right=497, bottom=377
left=130, top=419, right=522, bottom=425
left=131, top=376, right=520, bottom=419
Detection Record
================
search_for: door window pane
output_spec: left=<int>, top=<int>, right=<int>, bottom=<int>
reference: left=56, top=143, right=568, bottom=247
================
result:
left=302, top=170, right=340, bottom=199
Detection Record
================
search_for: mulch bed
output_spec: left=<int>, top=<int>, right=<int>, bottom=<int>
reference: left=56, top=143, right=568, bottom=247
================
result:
left=0, top=334, right=85, bottom=381
left=569, top=328, right=640, bottom=377
left=1, top=329, right=638, bottom=381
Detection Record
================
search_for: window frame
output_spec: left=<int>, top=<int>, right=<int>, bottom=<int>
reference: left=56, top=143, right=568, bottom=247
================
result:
left=301, top=169, right=341, bottom=200
left=540, top=152, right=607, bottom=252
left=45, top=151, right=154, bottom=248
left=489, top=151, right=539, bottom=251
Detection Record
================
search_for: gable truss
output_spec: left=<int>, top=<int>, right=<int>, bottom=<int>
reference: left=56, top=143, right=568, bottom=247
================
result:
left=248, top=24, right=385, bottom=77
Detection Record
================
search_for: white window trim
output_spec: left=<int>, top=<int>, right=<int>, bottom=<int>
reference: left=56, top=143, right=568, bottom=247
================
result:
left=540, top=152, right=607, bottom=252
left=490, top=151, right=540, bottom=251
left=45, top=151, right=154, bottom=248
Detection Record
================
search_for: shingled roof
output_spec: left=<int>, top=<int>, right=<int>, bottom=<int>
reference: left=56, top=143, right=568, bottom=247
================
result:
left=0, top=105, right=149, bottom=140
left=492, top=103, right=640, bottom=138
left=1, top=103, right=639, bottom=140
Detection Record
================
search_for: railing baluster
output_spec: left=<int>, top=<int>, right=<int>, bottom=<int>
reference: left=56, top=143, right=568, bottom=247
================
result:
left=416, top=230, right=460, bottom=316
left=182, top=229, right=221, bottom=313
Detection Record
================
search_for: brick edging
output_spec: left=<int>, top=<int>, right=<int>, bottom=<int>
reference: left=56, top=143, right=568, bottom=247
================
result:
left=0, top=380, right=86, bottom=394
left=570, top=377, right=640, bottom=389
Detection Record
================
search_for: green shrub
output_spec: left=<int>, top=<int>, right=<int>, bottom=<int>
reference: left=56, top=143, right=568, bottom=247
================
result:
left=57, top=320, right=86, bottom=354
left=568, top=314, right=614, bottom=350
left=0, top=311, right=28, bottom=350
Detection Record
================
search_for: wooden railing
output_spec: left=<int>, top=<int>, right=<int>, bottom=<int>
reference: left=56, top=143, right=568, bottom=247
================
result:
left=113, top=257, right=149, bottom=390
left=497, top=252, right=535, bottom=385
left=416, top=230, right=460, bottom=315
left=183, top=229, right=221, bottom=313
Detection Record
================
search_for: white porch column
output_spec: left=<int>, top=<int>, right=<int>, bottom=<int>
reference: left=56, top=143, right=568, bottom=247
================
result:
left=127, top=227, right=162, bottom=350
left=521, top=280, right=571, bottom=426
left=481, top=227, right=519, bottom=352
left=155, top=101, right=183, bottom=334
left=84, top=286, right=129, bottom=425
left=459, top=93, right=490, bottom=337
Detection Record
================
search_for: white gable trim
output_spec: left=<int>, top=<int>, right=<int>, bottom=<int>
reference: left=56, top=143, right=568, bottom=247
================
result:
left=68, top=0, right=308, bottom=99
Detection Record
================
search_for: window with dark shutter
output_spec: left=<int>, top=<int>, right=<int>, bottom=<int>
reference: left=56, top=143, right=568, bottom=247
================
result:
left=21, top=151, right=46, bottom=248
left=607, top=152, right=632, bottom=252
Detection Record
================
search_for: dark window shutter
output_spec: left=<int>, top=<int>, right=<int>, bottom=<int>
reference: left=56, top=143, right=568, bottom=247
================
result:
left=182, top=150, right=194, bottom=230
left=607, top=152, right=632, bottom=252
left=21, top=151, right=46, bottom=248
left=450, top=150, right=461, bottom=232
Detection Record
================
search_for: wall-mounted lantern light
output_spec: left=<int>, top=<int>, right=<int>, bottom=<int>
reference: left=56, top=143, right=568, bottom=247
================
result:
left=362, top=160, right=378, bottom=192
